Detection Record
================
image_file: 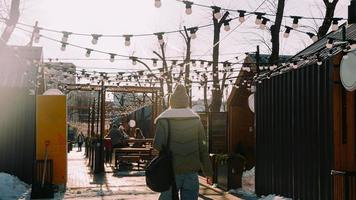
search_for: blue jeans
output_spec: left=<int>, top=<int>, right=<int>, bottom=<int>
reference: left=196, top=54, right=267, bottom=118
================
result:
left=159, top=172, right=199, bottom=200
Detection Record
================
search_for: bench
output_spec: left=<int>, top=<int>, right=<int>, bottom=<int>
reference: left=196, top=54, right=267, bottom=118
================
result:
left=113, top=147, right=154, bottom=170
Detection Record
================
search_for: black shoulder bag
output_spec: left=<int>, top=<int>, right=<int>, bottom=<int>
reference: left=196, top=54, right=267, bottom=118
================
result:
left=145, top=119, right=179, bottom=199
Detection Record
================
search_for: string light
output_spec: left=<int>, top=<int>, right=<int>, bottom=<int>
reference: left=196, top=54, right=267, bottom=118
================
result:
left=326, top=38, right=334, bottom=49
left=291, top=16, right=301, bottom=29
left=284, top=26, right=292, bottom=38
left=131, top=57, right=137, bottom=65
left=124, top=35, right=132, bottom=46
left=187, top=27, right=197, bottom=39
left=212, top=6, right=222, bottom=20
left=85, top=49, right=92, bottom=57
left=60, top=42, right=67, bottom=51
left=184, top=1, right=193, bottom=15
left=306, top=32, right=318, bottom=42
left=152, top=59, right=158, bottom=67
left=332, top=18, right=341, bottom=31
left=238, top=10, right=246, bottom=23
left=154, top=0, right=161, bottom=8
left=109, top=54, right=115, bottom=62
left=200, top=60, right=205, bottom=68
left=155, top=32, right=164, bottom=45
left=254, top=12, right=265, bottom=25
left=224, top=20, right=231, bottom=31
left=260, top=17, right=269, bottom=30
left=91, top=34, right=101, bottom=45
left=61, top=31, right=71, bottom=43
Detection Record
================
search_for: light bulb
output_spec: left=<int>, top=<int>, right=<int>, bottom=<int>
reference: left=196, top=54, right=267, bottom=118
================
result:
left=224, top=24, right=230, bottom=31
left=92, top=38, right=98, bottom=45
left=85, top=49, right=91, bottom=57
left=124, top=36, right=131, bottom=46
left=332, top=24, right=338, bottom=31
left=154, top=0, right=161, bottom=8
left=255, top=18, right=262, bottom=25
left=186, top=7, right=192, bottom=15
left=60, top=43, right=66, bottom=51
left=153, top=60, right=158, bottom=67
left=132, top=59, right=137, bottom=65
left=317, top=61, right=322, bottom=66
left=109, top=54, right=115, bottom=62
left=191, top=32, right=197, bottom=39
left=312, top=35, right=318, bottom=42
left=239, top=16, right=245, bottom=23
left=283, top=32, right=290, bottom=38
left=292, top=23, right=299, bottom=29
left=326, top=41, right=333, bottom=49
left=214, top=12, right=222, bottom=20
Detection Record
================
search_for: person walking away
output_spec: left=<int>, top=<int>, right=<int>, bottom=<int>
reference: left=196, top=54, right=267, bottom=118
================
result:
left=77, top=132, right=84, bottom=152
left=153, top=84, right=213, bottom=200
left=132, top=128, right=145, bottom=147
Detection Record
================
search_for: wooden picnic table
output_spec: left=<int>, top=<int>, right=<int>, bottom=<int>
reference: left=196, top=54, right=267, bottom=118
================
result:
left=112, top=147, right=155, bottom=168
left=124, top=138, right=154, bottom=143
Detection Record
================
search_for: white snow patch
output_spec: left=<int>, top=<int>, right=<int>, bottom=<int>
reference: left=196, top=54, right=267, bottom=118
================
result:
left=259, top=194, right=292, bottom=200
left=228, top=188, right=257, bottom=197
left=0, top=172, right=31, bottom=200
left=241, top=167, right=255, bottom=193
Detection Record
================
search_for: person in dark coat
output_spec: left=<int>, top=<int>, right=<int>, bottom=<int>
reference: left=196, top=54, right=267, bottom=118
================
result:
left=107, top=124, right=129, bottom=148
left=77, top=132, right=85, bottom=152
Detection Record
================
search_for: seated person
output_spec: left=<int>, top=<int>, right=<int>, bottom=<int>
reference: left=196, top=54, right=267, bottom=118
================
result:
left=132, top=128, right=145, bottom=147
left=107, top=124, right=129, bottom=148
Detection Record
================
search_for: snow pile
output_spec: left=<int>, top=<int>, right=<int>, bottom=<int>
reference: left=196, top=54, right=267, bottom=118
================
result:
left=241, top=167, right=255, bottom=193
left=259, top=194, right=292, bottom=200
left=0, top=172, right=31, bottom=200
left=228, top=188, right=257, bottom=198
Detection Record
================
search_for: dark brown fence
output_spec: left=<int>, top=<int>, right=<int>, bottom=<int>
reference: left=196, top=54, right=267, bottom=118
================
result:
left=255, top=61, right=333, bottom=199
left=198, top=112, right=228, bottom=154
left=0, top=88, right=36, bottom=184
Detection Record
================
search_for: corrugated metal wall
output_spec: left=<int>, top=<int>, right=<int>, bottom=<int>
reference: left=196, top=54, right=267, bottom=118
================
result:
left=255, top=61, right=333, bottom=199
left=0, top=88, right=36, bottom=184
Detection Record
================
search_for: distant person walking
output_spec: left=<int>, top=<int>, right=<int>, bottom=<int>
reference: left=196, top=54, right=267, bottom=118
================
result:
left=153, top=84, right=213, bottom=200
left=77, top=132, right=84, bottom=152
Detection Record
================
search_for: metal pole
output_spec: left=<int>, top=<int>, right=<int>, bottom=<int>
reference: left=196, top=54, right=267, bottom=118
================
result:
left=256, top=45, right=260, bottom=74
left=99, top=81, right=106, bottom=172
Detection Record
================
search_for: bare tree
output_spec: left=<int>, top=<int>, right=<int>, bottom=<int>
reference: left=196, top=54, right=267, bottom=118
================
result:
left=318, top=0, right=339, bottom=37
left=269, top=0, right=285, bottom=64
left=154, top=43, right=173, bottom=108
left=0, top=0, right=20, bottom=50
left=210, top=10, right=229, bottom=112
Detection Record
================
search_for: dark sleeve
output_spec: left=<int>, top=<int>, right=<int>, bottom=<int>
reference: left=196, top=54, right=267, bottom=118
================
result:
left=153, top=119, right=167, bottom=151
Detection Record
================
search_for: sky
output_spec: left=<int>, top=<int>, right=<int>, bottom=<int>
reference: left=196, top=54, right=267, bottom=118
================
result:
left=0, top=0, right=351, bottom=100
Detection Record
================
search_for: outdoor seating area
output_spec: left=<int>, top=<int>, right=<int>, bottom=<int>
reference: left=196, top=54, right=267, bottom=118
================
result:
left=1, top=0, right=356, bottom=199
left=111, top=138, right=155, bottom=170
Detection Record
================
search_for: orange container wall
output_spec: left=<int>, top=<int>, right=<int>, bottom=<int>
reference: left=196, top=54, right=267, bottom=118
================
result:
left=36, top=95, right=67, bottom=185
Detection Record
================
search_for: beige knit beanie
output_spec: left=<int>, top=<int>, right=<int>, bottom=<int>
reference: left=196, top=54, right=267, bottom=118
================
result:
left=169, top=84, right=189, bottom=108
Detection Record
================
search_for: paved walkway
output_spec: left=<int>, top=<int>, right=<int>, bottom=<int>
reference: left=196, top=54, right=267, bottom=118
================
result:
left=59, top=147, right=242, bottom=200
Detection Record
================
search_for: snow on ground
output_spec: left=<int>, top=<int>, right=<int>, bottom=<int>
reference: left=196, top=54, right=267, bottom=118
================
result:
left=242, top=167, right=255, bottom=193
left=259, top=194, right=292, bottom=200
left=0, top=172, right=31, bottom=200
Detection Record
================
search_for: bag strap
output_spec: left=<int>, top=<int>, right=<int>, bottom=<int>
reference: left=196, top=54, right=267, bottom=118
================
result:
left=166, top=119, right=179, bottom=200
